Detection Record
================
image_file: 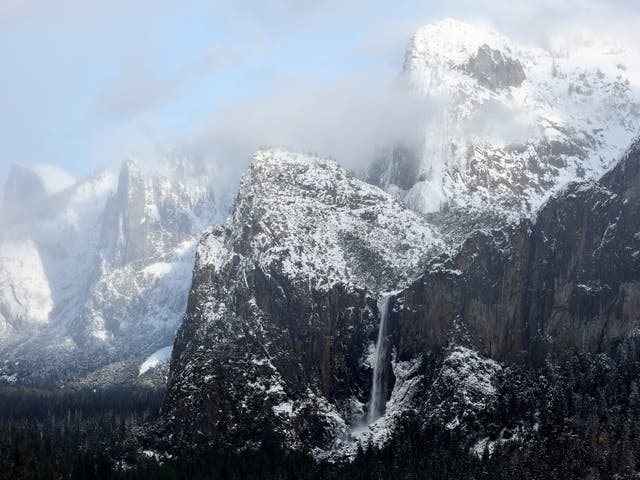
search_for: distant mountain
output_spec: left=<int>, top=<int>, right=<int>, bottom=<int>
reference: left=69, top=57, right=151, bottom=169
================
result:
left=369, top=19, right=640, bottom=237
left=0, top=158, right=220, bottom=385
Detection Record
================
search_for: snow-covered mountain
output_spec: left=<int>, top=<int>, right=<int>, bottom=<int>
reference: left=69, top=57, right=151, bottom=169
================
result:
left=163, top=147, right=445, bottom=454
left=0, top=158, right=220, bottom=384
left=370, top=18, right=640, bottom=232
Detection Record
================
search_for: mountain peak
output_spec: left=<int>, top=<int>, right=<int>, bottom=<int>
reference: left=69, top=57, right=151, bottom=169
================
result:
left=117, top=158, right=143, bottom=187
left=371, top=17, right=640, bottom=234
left=249, top=146, right=336, bottom=172
left=198, top=148, right=444, bottom=293
left=406, top=19, right=512, bottom=70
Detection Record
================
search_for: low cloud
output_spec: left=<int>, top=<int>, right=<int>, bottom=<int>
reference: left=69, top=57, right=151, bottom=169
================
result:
left=97, top=60, right=180, bottom=120
left=3, top=0, right=640, bottom=194
left=177, top=71, right=442, bottom=199
left=463, top=99, right=539, bottom=144
left=96, top=42, right=243, bottom=121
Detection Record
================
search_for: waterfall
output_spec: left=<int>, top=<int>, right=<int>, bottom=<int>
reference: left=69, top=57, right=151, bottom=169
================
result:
left=367, top=294, right=392, bottom=424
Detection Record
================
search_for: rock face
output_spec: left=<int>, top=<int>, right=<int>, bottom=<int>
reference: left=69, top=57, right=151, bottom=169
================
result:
left=464, top=44, right=526, bottom=90
left=390, top=136, right=640, bottom=367
left=369, top=19, right=640, bottom=235
left=0, top=158, right=220, bottom=384
left=163, top=148, right=443, bottom=452
left=163, top=137, right=640, bottom=457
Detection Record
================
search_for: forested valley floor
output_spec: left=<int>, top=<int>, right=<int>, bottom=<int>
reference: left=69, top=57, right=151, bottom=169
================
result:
left=3, top=343, right=640, bottom=479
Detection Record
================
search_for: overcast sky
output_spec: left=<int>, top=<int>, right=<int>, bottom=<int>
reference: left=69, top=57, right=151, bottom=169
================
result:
left=1, top=0, right=640, bottom=194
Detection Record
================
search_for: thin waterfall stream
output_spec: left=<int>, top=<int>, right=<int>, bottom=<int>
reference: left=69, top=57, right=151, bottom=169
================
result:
left=366, top=294, right=392, bottom=424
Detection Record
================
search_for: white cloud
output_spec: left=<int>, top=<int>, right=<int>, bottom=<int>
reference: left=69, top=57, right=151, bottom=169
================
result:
left=175, top=71, right=442, bottom=198
left=29, top=164, right=76, bottom=195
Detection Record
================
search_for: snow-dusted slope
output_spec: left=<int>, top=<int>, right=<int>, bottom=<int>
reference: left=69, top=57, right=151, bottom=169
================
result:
left=0, top=158, right=220, bottom=383
left=370, top=18, right=640, bottom=227
left=197, top=147, right=444, bottom=292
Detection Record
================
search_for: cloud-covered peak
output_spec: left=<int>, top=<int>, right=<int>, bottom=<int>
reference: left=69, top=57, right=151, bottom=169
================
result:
left=29, top=164, right=76, bottom=195
left=406, top=18, right=514, bottom=69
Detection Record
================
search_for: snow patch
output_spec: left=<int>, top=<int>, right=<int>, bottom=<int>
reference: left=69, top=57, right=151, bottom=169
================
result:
left=437, top=346, right=502, bottom=408
left=139, top=345, right=173, bottom=376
